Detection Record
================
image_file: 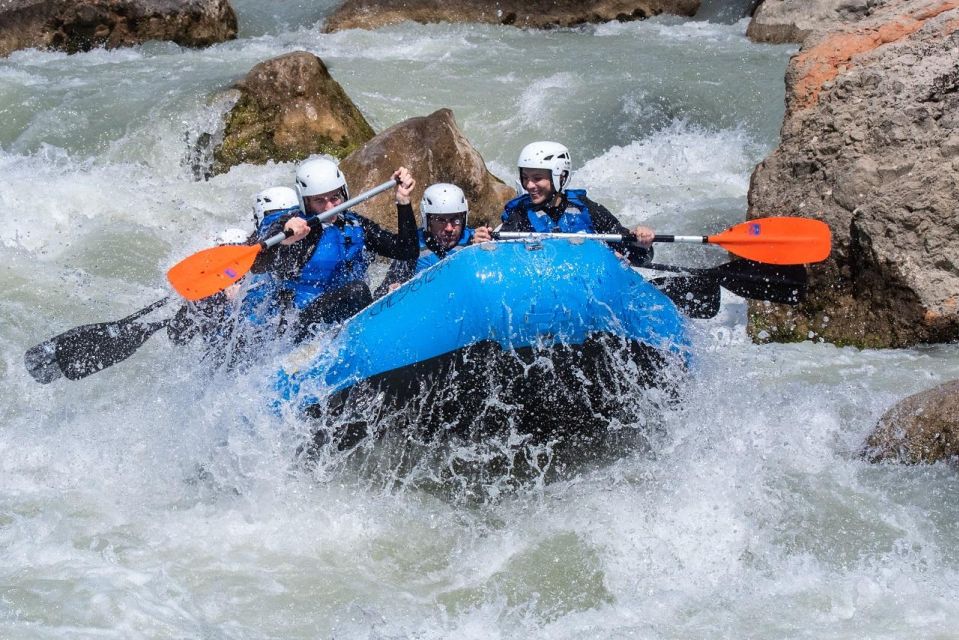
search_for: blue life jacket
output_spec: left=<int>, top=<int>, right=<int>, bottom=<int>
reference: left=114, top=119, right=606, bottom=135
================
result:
left=285, top=212, right=367, bottom=309
left=414, top=227, right=474, bottom=274
left=501, top=189, right=595, bottom=234
left=257, top=206, right=301, bottom=238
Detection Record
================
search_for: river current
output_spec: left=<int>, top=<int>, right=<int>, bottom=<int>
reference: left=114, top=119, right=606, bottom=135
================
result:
left=1, top=2, right=958, bottom=638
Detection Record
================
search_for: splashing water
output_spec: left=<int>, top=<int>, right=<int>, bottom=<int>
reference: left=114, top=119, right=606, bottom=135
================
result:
left=1, top=6, right=958, bottom=639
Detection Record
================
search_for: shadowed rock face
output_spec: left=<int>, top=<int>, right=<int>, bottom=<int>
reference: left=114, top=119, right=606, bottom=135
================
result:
left=323, top=0, right=699, bottom=32
left=0, top=0, right=237, bottom=57
left=746, top=0, right=959, bottom=348
left=747, top=0, right=875, bottom=44
left=213, top=52, right=375, bottom=176
left=339, top=109, right=515, bottom=231
left=864, top=379, right=959, bottom=465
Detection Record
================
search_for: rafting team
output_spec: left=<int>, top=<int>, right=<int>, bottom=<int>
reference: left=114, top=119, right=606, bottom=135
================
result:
left=169, top=141, right=658, bottom=362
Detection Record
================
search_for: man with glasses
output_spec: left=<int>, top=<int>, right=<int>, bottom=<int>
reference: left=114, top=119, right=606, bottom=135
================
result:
left=374, top=182, right=492, bottom=296
left=251, top=157, right=419, bottom=340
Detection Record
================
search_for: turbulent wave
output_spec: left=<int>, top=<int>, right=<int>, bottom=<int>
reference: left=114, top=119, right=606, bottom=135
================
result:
left=2, top=7, right=957, bottom=638
left=298, top=333, right=689, bottom=503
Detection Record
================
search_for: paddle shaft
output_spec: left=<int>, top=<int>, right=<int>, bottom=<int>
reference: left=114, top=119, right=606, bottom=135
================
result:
left=494, top=232, right=633, bottom=242
left=493, top=216, right=832, bottom=266
left=653, top=234, right=708, bottom=243
left=121, top=296, right=172, bottom=322
left=259, top=179, right=397, bottom=250
left=495, top=232, right=728, bottom=243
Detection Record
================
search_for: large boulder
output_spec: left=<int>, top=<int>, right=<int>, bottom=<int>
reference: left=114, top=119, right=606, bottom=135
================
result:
left=863, top=380, right=959, bottom=464
left=213, top=51, right=375, bottom=176
left=323, top=0, right=699, bottom=32
left=338, top=108, right=515, bottom=231
left=747, top=0, right=874, bottom=44
left=746, top=0, right=959, bottom=348
left=0, top=0, right=237, bottom=57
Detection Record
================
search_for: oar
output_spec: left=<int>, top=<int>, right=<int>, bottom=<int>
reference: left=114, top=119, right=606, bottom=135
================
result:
left=649, top=274, right=722, bottom=319
left=24, top=297, right=171, bottom=384
left=167, top=179, right=398, bottom=302
left=493, top=216, right=832, bottom=265
left=648, top=260, right=807, bottom=304
left=646, top=260, right=806, bottom=319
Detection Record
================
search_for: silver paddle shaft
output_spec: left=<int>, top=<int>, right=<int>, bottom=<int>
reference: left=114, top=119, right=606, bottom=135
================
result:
left=494, top=231, right=708, bottom=244
left=260, top=179, right=397, bottom=249
left=494, top=231, right=632, bottom=242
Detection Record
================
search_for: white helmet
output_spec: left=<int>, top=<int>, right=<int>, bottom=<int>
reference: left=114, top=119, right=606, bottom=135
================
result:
left=211, top=227, right=249, bottom=245
left=294, top=157, right=349, bottom=213
left=517, top=141, right=572, bottom=193
left=252, top=186, right=299, bottom=224
left=420, top=183, right=468, bottom=227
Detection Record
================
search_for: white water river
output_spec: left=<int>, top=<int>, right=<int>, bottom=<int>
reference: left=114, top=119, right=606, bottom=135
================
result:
left=1, top=3, right=957, bottom=638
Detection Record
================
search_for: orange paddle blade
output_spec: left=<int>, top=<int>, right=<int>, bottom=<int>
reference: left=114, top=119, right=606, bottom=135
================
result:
left=707, top=217, right=831, bottom=265
left=166, top=244, right=262, bottom=301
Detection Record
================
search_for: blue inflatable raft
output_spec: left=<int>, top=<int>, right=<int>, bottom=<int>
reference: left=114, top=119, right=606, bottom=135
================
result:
left=273, top=238, right=691, bottom=449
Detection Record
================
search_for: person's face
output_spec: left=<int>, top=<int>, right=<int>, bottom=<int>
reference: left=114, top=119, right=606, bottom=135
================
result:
left=520, top=168, right=555, bottom=205
left=303, top=188, right=344, bottom=215
left=427, top=214, right=466, bottom=249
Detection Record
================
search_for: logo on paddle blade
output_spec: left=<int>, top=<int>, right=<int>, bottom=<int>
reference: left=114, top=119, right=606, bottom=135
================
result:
left=224, top=268, right=237, bottom=278
left=749, top=223, right=761, bottom=236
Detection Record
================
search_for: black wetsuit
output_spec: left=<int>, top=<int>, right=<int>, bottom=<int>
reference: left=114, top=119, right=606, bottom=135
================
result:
left=373, top=231, right=458, bottom=298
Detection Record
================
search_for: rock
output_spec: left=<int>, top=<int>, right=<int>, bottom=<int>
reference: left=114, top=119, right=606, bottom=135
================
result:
left=338, top=108, right=515, bottom=231
left=747, top=0, right=959, bottom=348
left=864, top=379, right=959, bottom=464
left=747, top=0, right=874, bottom=44
left=213, top=51, right=375, bottom=176
left=0, top=0, right=237, bottom=57
left=323, top=0, right=699, bottom=32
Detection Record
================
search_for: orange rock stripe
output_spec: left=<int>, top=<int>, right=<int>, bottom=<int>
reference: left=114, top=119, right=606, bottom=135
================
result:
left=791, top=0, right=959, bottom=112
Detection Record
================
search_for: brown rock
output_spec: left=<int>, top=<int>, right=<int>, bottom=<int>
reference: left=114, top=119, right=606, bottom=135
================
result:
left=0, top=0, right=237, bottom=57
left=747, top=0, right=959, bottom=348
left=339, top=108, right=515, bottom=231
left=863, top=379, right=959, bottom=464
left=747, top=0, right=872, bottom=44
left=323, top=0, right=699, bottom=32
left=213, top=51, right=375, bottom=175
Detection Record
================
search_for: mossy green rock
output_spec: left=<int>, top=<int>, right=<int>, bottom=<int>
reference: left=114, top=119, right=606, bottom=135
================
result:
left=213, top=51, right=374, bottom=175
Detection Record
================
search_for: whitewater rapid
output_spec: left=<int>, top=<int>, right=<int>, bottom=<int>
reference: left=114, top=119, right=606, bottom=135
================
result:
left=1, top=4, right=957, bottom=638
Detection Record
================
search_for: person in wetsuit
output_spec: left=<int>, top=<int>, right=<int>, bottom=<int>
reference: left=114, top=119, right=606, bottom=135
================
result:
left=166, top=227, right=254, bottom=366
left=166, top=186, right=305, bottom=367
left=493, top=141, right=655, bottom=267
left=251, top=157, right=418, bottom=341
left=374, top=182, right=493, bottom=297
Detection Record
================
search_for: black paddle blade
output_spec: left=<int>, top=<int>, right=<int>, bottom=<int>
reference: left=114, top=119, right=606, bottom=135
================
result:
left=24, top=297, right=171, bottom=384
left=55, top=320, right=168, bottom=380
left=651, top=275, right=722, bottom=319
left=713, top=260, right=807, bottom=304
left=24, top=340, right=63, bottom=384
